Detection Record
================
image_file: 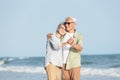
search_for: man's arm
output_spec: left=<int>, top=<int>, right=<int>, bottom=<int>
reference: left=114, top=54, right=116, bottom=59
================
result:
left=67, top=38, right=83, bottom=52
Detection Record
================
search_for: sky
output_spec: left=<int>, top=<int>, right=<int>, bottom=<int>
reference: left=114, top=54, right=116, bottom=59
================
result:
left=0, top=0, right=120, bottom=57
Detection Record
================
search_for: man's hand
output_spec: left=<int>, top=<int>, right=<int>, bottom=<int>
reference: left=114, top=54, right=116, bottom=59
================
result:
left=67, top=38, right=74, bottom=45
left=61, top=42, right=67, bottom=47
left=47, top=33, right=53, bottom=39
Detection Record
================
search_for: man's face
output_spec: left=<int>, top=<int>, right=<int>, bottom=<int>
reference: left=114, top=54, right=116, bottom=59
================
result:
left=64, top=19, right=76, bottom=32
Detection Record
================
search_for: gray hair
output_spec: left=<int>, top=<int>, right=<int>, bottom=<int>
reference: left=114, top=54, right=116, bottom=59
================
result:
left=56, top=23, right=64, bottom=32
left=65, top=16, right=77, bottom=22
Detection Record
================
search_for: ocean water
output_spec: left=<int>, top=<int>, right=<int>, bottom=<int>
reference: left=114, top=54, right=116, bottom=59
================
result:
left=0, top=54, right=120, bottom=80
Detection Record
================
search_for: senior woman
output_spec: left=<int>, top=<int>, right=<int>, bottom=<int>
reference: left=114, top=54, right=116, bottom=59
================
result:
left=45, top=23, right=66, bottom=80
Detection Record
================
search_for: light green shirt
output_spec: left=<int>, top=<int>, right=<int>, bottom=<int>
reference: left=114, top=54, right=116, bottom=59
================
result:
left=66, top=31, right=83, bottom=70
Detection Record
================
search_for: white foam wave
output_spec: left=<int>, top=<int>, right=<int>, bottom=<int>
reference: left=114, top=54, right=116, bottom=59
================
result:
left=7, top=58, right=14, bottom=61
left=82, top=68, right=120, bottom=77
left=0, top=66, right=46, bottom=73
left=0, top=67, right=120, bottom=77
left=18, top=57, right=29, bottom=60
left=0, top=61, right=5, bottom=65
left=0, top=58, right=14, bottom=65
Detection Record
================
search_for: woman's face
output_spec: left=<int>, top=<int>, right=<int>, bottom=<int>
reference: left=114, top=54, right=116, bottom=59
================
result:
left=58, top=25, right=66, bottom=36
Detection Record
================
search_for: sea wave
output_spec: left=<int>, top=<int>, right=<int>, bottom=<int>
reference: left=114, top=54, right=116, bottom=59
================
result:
left=0, top=61, right=5, bottom=65
left=0, top=57, right=15, bottom=65
left=0, top=66, right=45, bottom=73
left=82, top=68, right=120, bottom=77
left=0, top=66, right=120, bottom=77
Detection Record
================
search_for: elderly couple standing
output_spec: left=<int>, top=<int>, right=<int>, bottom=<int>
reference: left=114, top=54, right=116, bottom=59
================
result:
left=45, top=16, right=83, bottom=80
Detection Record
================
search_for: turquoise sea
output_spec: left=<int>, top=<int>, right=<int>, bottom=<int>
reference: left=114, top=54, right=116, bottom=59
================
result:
left=0, top=54, right=120, bottom=80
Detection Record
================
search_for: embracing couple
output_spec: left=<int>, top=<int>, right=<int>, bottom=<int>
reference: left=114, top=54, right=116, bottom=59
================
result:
left=45, top=16, right=83, bottom=80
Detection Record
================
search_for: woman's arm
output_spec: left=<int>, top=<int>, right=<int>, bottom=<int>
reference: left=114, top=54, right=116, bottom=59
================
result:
left=48, top=34, right=61, bottom=50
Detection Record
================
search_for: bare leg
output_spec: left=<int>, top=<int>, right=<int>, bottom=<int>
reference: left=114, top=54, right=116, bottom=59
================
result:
left=62, top=64, right=70, bottom=80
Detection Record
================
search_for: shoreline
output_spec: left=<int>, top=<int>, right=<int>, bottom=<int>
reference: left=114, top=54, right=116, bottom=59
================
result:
left=0, top=71, right=119, bottom=80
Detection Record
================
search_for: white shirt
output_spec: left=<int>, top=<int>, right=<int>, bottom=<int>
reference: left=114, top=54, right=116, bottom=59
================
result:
left=62, top=32, right=74, bottom=64
left=45, top=33, right=62, bottom=67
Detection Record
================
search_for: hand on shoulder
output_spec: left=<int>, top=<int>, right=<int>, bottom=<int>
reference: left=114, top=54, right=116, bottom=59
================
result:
left=47, top=33, right=53, bottom=39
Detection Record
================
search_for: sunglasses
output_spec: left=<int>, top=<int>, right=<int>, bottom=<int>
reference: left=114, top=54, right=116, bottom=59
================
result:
left=64, top=22, right=74, bottom=25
